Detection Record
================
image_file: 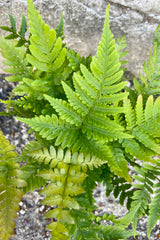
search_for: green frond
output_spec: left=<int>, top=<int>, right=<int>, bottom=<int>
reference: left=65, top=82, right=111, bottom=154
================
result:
left=44, top=94, right=82, bottom=126
left=119, top=163, right=159, bottom=235
left=153, top=96, right=160, bottom=116
left=0, top=131, right=26, bottom=240
left=111, top=176, right=133, bottom=209
left=122, top=94, right=160, bottom=161
left=0, top=37, right=30, bottom=81
left=39, top=5, right=129, bottom=147
left=26, top=0, right=66, bottom=72
left=38, top=160, right=87, bottom=238
left=101, top=225, right=133, bottom=240
left=21, top=141, right=105, bottom=171
left=133, top=25, right=160, bottom=98
left=147, top=182, right=160, bottom=237
left=0, top=13, right=28, bottom=48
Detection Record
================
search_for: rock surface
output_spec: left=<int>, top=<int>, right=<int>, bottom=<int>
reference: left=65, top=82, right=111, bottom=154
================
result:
left=0, top=0, right=160, bottom=76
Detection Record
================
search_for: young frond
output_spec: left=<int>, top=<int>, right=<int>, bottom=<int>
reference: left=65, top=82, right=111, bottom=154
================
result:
left=26, top=0, right=67, bottom=72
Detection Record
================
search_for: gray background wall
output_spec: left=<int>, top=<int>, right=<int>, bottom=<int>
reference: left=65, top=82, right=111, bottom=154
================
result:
left=0, top=0, right=160, bottom=77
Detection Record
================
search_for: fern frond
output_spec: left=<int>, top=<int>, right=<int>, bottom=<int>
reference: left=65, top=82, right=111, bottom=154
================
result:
left=133, top=25, right=160, bottom=98
left=101, top=225, right=133, bottom=240
left=16, top=5, right=133, bottom=181
left=0, top=37, right=30, bottom=81
left=26, top=0, right=66, bottom=72
left=0, top=131, right=26, bottom=240
left=119, top=162, right=160, bottom=235
left=42, top=5, right=129, bottom=145
left=123, top=95, right=160, bottom=161
left=38, top=160, right=86, bottom=238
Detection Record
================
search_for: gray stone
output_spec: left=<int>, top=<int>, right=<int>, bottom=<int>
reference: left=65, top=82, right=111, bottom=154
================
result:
left=0, top=0, right=160, bottom=77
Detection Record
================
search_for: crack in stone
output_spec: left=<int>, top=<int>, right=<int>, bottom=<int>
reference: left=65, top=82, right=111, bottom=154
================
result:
left=106, top=0, right=160, bottom=24
left=74, top=0, right=105, bottom=19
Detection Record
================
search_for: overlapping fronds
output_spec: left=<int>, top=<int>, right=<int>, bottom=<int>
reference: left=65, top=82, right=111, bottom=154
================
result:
left=119, top=161, right=160, bottom=238
left=42, top=5, right=129, bottom=143
left=17, top=114, right=113, bottom=160
left=2, top=0, right=160, bottom=238
left=17, top=5, right=132, bottom=181
left=133, top=25, right=160, bottom=98
left=26, top=0, right=66, bottom=72
left=122, top=94, right=160, bottom=162
left=0, top=131, right=26, bottom=240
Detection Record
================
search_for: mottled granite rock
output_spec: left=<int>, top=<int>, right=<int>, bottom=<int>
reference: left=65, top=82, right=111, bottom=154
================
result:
left=0, top=0, right=160, bottom=77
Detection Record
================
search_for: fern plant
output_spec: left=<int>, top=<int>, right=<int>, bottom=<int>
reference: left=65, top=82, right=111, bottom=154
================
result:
left=0, top=0, right=160, bottom=239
